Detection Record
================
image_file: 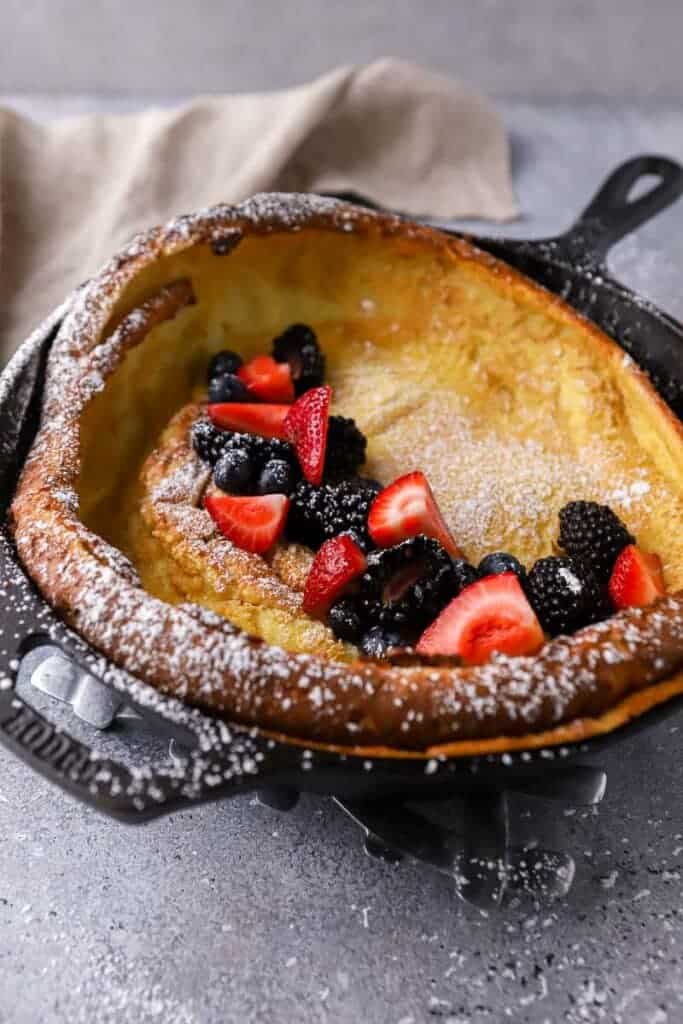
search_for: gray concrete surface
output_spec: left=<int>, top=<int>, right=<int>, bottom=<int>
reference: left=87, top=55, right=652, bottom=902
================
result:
left=1, top=0, right=683, bottom=100
left=0, top=99, right=682, bottom=1023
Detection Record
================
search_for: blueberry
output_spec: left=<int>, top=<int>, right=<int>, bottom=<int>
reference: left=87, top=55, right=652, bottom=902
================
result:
left=256, top=459, right=296, bottom=495
left=208, top=350, right=243, bottom=380
left=478, top=552, right=526, bottom=580
left=214, top=448, right=253, bottom=493
left=360, top=626, right=403, bottom=659
left=208, top=373, right=249, bottom=404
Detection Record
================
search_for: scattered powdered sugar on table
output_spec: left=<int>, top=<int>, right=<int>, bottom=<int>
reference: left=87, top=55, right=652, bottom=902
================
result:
left=71, top=945, right=199, bottom=1024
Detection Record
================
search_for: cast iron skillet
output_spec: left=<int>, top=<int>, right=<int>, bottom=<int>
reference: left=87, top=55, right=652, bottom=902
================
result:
left=1, top=156, right=682, bottom=824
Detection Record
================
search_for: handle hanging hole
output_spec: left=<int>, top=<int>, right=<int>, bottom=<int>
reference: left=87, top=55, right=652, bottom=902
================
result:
left=626, top=172, right=664, bottom=203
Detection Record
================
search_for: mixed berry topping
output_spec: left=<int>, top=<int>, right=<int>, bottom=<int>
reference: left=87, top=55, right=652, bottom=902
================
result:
left=320, top=538, right=475, bottom=652
left=451, top=558, right=480, bottom=593
left=193, top=421, right=299, bottom=495
left=192, top=331, right=667, bottom=663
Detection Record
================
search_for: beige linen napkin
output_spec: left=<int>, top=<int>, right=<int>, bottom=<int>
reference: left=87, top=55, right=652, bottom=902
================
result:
left=0, top=58, right=517, bottom=360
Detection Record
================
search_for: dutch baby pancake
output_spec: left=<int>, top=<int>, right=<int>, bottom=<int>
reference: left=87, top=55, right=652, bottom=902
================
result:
left=10, top=194, right=683, bottom=755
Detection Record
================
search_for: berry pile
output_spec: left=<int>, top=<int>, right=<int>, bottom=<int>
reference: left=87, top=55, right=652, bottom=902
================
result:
left=192, top=325, right=370, bottom=527
left=305, top=494, right=666, bottom=661
left=413, top=500, right=665, bottom=665
left=190, top=332, right=667, bottom=665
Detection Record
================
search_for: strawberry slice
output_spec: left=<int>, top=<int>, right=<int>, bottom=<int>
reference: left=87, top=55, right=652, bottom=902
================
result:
left=238, top=355, right=295, bottom=403
left=416, top=573, right=544, bottom=664
left=608, top=544, right=665, bottom=609
left=284, top=385, right=331, bottom=485
left=205, top=493, right=289, bottom=554
left=208, top=402, right=289, bottom=438
left=368, top=471, right=462, bottom=558
left=302, top=535, right=367, bottom=618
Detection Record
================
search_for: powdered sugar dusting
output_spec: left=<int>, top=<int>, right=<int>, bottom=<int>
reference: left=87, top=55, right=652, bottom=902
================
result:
left=374, top=392, right=661, bottom=560
left=559, top=567, right=583, bottom=594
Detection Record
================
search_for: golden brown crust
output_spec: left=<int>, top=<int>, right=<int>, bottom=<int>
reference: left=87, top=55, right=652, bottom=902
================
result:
left=9, top=193, right=683, bottom=754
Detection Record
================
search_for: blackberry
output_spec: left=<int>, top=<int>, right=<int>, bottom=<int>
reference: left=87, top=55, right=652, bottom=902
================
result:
left=558, top=501, right=634, bottom=583
left=360, top=626, right=404, bottom=660
left=257, top=459, right=296, bottom=496
left=272, top=323, right=325, bottom=394
left=358, top=536, right=461, bottom=641
left=208, top=373, right=249, bottom=404
left=324, top=416, right=367, bottom=480
left=286, top=477, right=382, bottom=551
left=328, top=598, right=364, bottom=643
left=214, top=448, right=252, bottom=493
left=526, top=556, right=607, bottom=636
left=190, top=413, right=301, bottom=478
left=208, top=349, right=242, bottom=379
left=478, top=551, right=526, bottom=581
left=191, top=419, right=227, bottom=465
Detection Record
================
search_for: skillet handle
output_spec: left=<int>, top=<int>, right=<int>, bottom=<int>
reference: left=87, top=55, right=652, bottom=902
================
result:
left=554, top=155, right=683, bottom=265
left=0, top=659, right=253, bottom=823
left=0, top=314, right=266, bottom=823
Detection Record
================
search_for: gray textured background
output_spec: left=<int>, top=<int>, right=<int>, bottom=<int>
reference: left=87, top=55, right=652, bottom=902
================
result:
left=0, top=0, right=682, bottom=99
left=2, top=3, right=683, bottom=1023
